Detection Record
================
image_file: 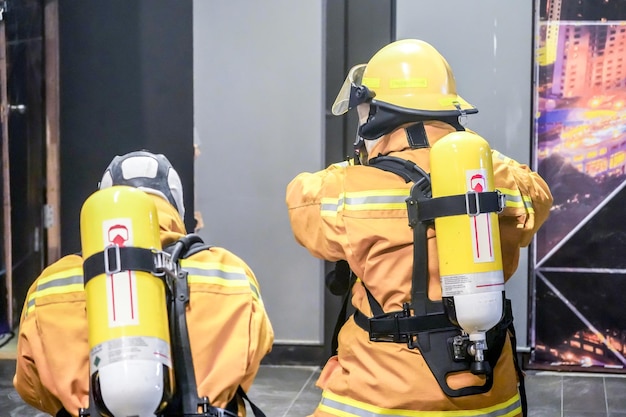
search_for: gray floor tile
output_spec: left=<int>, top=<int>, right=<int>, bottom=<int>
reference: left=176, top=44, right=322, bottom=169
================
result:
left=563, top=376, right=608, bottom=413
left=528, top=410, right=562, bottom=417
left=605, top=376, right=626, bottom=413
left=0, top=360, right=47, bottom=417
left=526, top=372, right=563, bottom=412
left=293, top=369, right=322, bottom=414
left=246, top=365, right=320, bottom=417
left=279, top=368, right=321, bottom=417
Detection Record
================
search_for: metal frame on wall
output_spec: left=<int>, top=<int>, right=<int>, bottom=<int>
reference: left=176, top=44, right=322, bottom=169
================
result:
left=530, top=0, right=626, bottom=372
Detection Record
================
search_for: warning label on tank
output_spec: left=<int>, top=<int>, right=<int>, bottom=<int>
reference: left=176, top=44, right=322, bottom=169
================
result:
left=466, top=170, right=496, bottom=264
left=90, top=336, right=171, bottom=370
left=441, top=271, right=504, bottom=297
left=102, top=219, right=140, bottom=328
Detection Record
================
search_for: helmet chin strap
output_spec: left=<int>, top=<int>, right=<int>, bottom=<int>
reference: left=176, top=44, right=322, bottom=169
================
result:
left=404, top=122, right=429, bottom=149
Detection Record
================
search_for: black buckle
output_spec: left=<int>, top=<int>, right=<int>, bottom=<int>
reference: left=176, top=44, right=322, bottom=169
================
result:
left=195, top=396, right=239, bottom=417
left=368, top=314, right=406, bottom=344
left=367, top=303, right=416, bottom=347
left=496, top=189, right=506, bottom=213
left=368, top=317, right=407, bottom=344
left=465, top=191, right=480, bottom=217
left=465, top=190, right=506, bottom=216
left=103, top=245, right=122, bottom=274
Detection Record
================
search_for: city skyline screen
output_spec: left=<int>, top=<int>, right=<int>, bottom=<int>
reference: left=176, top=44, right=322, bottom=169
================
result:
left=531, top=0, right=626, bottom=372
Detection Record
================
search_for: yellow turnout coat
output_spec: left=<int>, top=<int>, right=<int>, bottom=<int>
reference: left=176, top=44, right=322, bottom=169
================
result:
left=14, top=196, right=274, bottom=417
left=286, top=122, right=553, bottom=417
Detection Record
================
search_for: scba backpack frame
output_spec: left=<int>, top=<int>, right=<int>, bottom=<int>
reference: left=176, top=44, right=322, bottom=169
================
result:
left=75, top=233, right=266, bottom=417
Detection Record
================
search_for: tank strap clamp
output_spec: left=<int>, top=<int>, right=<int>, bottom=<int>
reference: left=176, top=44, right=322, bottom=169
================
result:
left=154, top=250, right=178, bottom=277
left=103, top=244, right=122, bottom=275
left=496, top=189, right=506, bottom=213
left=464, top=189, right=506, bottom=217
left=465, top=190, right=481, bottom=217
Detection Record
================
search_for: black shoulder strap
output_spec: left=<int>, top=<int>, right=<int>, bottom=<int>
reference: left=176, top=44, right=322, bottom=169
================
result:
left=163, top=233, right=267, bottom=417
left=328, top=156, right=432, bottom=356
left=164, top=234, right=208, bottom=416
left=368, top=155, right=431, bottom=185
left=329, top=263, right=357, bottom=356
left=164, top=233, right=213, bottom=259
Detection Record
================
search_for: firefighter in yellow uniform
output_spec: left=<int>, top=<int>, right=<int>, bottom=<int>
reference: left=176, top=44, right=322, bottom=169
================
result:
left=13, top=150, right=274, bottom=417
left=286, top=39, right=553, bottom=417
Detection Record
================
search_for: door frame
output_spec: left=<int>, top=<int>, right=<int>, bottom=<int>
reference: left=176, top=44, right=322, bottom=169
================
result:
left=44, top=0, right=61, bottom=263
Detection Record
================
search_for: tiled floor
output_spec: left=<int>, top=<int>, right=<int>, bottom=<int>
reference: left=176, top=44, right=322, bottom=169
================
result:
left=3, top=356, right=626, bottom=416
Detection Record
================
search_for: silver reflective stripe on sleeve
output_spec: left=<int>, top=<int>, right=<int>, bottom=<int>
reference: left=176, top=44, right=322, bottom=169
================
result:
left=321, top=189, right=410, bottom=217
left=26, top=269, right=84, bottom=315
left=183, top=261, right=262, bottom=302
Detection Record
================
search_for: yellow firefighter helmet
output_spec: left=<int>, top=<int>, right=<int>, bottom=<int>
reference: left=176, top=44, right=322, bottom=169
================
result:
left=332, top=38, right=477, bottom=116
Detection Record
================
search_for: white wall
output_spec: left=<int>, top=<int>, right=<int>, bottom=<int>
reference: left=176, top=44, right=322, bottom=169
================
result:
left=395, top=0, right=534, bottom=347
left=192, top=1, right=325, bottom=344
left=192, top=0, right=536, bottom=347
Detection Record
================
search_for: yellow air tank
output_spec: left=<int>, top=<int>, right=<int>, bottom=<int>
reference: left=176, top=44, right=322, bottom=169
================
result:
left=80, top=185, right=173, bottom=417
left=430, top=132, right=505, bottom=355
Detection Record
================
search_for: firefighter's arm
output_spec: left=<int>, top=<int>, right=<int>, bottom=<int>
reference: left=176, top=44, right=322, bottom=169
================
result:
left=13, top=287, right=64, bottom=415
left=240, top=265, right=275, bottom=392
left=36, top=299, right=90, bottom=416
left=14, top=257, right=90, bottom=417
left=491, top=151, right=552, bottom=279
left=492, top=150, right=554, bottom=246
left=285, top=163, right=348, bottom=261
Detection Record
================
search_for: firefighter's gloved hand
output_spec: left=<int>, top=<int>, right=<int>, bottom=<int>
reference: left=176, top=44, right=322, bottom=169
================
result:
left=325, top=260, right=352, bottom=296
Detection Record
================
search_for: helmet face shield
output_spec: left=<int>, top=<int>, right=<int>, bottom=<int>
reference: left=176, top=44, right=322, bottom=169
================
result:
left=331, top=64, right=374, bottom=115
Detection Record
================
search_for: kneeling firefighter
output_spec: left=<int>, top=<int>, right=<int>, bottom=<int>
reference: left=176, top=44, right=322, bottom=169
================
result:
left=14, top=151, right=274, bottom=417
left=286, top=39, right=553, bottom=417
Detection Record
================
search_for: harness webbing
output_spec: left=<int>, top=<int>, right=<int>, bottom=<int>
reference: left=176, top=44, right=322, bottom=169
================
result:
left=335, top=155, right=527, bottom=412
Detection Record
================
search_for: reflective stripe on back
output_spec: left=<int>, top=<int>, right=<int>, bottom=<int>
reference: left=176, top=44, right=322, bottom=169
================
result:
left=322, top=188, right=532, bottom=217
left=181, top=259, right=262, bottom=301
left=321, top=189, right=410, bottom=217
left=26, top=259, right=264, bottom=315
left=25, top=267, right=84, bottom=315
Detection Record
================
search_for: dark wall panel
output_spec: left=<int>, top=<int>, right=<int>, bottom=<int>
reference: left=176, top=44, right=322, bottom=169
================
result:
left=322, top=0, right=395, bottom=363
left=58, top=0, right=194, bottom=254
